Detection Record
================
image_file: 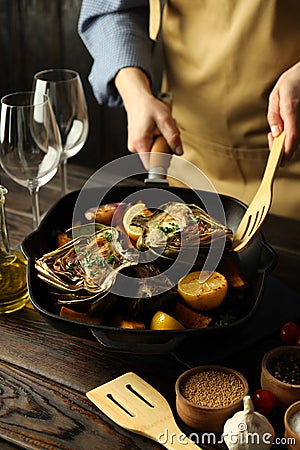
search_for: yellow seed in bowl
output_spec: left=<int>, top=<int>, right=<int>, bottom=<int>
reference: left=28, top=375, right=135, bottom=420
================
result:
left=180, top=369, right=245, bottom=407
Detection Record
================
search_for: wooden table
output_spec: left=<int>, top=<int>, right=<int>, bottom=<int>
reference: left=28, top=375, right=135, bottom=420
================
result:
left=0, top=164, right=299, bottom=450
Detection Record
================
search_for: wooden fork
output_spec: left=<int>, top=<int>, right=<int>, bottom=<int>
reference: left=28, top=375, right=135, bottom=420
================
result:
left=232, top=131, right=286, bottom=252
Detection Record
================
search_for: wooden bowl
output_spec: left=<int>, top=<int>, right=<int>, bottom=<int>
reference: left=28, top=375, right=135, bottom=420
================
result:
left=175, top=365, right=248, bottom=433
left=284, top=400, right=300, bottom=449
left=261, top=346, right=300, bottom=408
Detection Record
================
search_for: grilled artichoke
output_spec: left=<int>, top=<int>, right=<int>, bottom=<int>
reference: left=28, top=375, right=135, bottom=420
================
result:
left=133, top=202, right=233, bottom=259
left=35, top=227, right=139, bottom=313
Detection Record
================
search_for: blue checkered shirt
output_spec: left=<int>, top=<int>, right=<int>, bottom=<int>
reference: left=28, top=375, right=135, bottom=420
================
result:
left=78, top=0, right=157, bottom=106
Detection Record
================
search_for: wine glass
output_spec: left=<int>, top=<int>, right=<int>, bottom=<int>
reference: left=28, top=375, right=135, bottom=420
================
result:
left=33, top=69, right=89, bottom=195
left=0, top=91, right=62, bottom=229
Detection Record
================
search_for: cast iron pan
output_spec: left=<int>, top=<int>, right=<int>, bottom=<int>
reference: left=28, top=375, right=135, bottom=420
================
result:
left=21, top=185, right=276, bottom=354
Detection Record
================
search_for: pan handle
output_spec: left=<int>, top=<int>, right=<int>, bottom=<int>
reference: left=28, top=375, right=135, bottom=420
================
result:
left=145, top=91, right=173, bottom=184
left=91, top=328, right=186, bottom=354
left=146, top=135, right=172, bottom=182
left=258, top=240, right=277, bottom=274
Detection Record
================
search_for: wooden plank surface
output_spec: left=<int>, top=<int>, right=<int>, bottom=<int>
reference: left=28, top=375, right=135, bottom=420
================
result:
left=0, top=355, right=169, bottom=450
left=0, top=284, right=184, bottom=449
left=0, top=440, right=21, bottom=450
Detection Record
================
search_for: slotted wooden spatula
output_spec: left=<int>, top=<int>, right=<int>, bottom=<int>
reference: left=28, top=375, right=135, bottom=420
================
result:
left=232, top=131, right=286, bottom=252
left=86, top=372, right=200, bottom=450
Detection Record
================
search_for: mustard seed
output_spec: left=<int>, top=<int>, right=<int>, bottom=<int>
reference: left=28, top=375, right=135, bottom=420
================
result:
left=180, top=369, right=245, bottom=407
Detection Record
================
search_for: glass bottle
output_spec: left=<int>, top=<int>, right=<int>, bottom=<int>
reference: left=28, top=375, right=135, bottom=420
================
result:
left=0, top=185, right=29, bottom=313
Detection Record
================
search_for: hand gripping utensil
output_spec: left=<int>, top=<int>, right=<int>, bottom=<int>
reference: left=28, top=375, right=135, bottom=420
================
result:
left=232, top=131, right=286, bottom=252
left=86, top=372, right=201, bottom=450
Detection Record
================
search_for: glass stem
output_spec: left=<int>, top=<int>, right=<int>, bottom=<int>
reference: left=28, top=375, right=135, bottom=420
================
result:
left=60, top=159, right=68, bottom=195
left=29, top=185, right=40, bottom=230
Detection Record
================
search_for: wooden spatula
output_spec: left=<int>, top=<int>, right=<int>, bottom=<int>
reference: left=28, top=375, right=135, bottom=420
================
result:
left=86, top=372, right=200, bottom=450
left=232, top=131, right=286, bottom=252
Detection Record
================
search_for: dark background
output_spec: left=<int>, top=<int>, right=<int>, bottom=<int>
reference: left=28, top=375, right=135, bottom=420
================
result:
left=0, top=0, right=128, bottom=169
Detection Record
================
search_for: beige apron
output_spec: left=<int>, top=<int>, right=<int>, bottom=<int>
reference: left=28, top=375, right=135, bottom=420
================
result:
left=149, top=0, right=300, bottom=220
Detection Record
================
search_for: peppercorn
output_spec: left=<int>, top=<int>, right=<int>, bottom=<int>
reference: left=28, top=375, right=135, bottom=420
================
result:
left=267, top=353, right=300, bottom=385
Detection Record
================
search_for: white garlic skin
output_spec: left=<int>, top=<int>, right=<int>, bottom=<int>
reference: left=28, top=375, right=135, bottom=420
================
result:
left=223, top=395, right=275, bottom=449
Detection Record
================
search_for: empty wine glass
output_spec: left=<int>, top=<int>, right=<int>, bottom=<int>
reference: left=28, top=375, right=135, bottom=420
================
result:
left=0, top=91, right=62, bottom=229
left=33, top=69, right=89, bottom=195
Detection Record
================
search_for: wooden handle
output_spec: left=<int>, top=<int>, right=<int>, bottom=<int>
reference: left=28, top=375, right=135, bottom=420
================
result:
left=148, top=91, right=173, bottom=176
left=148, top=136, right=171, bottom=176
left=261, top=131, right=285, bottom=187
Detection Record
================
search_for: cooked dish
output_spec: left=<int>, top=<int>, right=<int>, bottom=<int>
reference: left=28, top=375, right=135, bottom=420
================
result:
left=34, top=201, right=248, bottom=330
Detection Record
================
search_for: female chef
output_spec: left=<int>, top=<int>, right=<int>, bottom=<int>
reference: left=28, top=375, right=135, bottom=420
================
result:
left=79, top=0, right=300, bottom=219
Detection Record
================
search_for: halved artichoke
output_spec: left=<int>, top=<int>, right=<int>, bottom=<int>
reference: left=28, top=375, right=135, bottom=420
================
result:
left=35, top=226, right=139, bottom=313
left=133, top=202, right=233, bottom=259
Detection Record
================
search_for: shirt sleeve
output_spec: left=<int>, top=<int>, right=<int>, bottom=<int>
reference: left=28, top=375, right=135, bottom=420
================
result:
left=78, top=0, right=156, bottom=107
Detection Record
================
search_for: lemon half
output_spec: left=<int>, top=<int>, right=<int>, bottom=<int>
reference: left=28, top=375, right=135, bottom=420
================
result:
left=178, top=271, right=228, bottom=310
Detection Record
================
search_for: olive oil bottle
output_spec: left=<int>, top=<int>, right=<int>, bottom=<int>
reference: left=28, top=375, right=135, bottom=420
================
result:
left=0, top=186, right=29, bottom=313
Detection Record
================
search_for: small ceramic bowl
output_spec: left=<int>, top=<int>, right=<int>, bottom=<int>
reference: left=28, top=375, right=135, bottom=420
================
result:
left=284, top=400, right=300, bottom=450
left=261, top=346, right=300, bottom=408
left=175, top=365, right=248, bottom=433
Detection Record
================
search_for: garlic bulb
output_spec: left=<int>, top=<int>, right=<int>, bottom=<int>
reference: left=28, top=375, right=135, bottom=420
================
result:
left=223, top=395, right=275, bottom=449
